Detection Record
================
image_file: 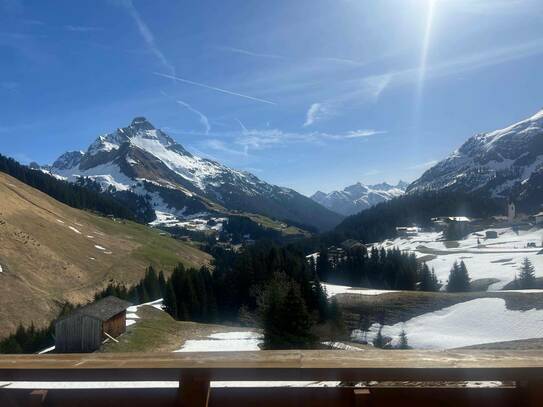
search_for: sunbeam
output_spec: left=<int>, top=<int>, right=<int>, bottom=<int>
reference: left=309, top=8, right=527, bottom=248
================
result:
left=414, top=0, right=438, bottom=120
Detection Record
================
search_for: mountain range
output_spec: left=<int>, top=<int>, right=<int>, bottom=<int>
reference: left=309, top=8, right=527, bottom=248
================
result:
left=311, top=181, right=408, bottom=216
left=44, top=117, right=342, bottom=232
left=407, top=108, right=543, bottom=212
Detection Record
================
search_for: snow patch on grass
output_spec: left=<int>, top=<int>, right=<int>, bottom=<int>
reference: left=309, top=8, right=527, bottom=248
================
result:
left=176, top=331, right=263, bottom=352
left=357, top=298, right=543, bottom=349
left=323, top=283, right=396, bottom=298
left=69, top=226, right=81, bottom=234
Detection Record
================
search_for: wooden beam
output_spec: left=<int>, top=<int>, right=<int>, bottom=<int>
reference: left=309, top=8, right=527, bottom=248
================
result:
left=179, top=375, right=210, bottom=407
left=29, top=389, right=48, bottom=407
left=0, top=350, right=543, bottom=383
left=353, top=388, right=371, bottom=407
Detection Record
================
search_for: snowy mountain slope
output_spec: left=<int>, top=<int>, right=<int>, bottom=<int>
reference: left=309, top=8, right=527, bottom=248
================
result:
left=407, top=109, right=543, bottom=209
left=47, top=117, right=342, bottom=231
left=311, top=181, right=408, bottom=216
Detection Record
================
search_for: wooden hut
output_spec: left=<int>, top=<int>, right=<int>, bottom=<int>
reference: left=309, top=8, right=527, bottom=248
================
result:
left=55, top=296, right=132, bottom=353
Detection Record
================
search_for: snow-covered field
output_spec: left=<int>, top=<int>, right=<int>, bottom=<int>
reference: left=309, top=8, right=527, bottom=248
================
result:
left=176, top=332, right=263, bottom=352
left=354, top=297, right=543, bottom=349
left=323, top=283, right=396, bottom=298
left=376, top=227, right=543, bottom=290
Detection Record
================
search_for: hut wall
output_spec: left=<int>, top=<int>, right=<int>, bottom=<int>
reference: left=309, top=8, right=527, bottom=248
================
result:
left=102, top=311, right=126, bottom=339
left=55, top=315, right=102, bottom=353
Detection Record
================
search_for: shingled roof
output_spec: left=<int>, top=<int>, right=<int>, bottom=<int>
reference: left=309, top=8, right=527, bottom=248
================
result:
left=60, top=296, right=132, bottom=322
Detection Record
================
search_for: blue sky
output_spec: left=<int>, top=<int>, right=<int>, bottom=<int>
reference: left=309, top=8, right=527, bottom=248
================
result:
left=1, top=0, right=543, bottom=195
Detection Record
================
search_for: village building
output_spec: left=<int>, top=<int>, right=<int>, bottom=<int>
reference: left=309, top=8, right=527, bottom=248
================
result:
left=534, top=212, right=543, bottom=226
left=395, top=226, right=420, bottom=237
left=340, top=239, right=367, bottom=252
left=485, top=230, right=498, bottom=239
left=328, top=246, right=346, bottom=266
left=55, top=296, right=132, bottom=353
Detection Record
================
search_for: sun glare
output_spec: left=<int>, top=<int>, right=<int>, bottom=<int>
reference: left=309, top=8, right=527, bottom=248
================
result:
left=414, top=0, right=438, bottom=120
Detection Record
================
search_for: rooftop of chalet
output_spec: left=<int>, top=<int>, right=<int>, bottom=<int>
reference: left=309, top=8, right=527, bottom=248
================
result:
left=57, top=296, right=132, bottom=323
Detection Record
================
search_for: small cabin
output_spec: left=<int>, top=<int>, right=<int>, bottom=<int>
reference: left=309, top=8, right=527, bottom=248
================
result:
left=55, top=296, right=132, bottom=353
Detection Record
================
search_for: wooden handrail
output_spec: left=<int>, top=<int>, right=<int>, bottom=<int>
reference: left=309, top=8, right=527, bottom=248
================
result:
left=1, top=351, right=543, bottom=406
left=1, top=350, right=543, bottom=382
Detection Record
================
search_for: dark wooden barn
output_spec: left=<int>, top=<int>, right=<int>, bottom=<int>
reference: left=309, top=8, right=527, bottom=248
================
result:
left=55, top=296, right=132, bottom=353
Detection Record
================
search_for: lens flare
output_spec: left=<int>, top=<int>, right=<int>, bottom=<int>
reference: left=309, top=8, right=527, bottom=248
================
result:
left=414, top=0, right=437, bottom=119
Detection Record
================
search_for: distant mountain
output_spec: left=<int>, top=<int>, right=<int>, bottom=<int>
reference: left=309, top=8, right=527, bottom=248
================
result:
left=407, top=109, right=543, bottom=212
left=46, top=117, right=342, bottom=232
left=311, top=181, right=408, bottom=216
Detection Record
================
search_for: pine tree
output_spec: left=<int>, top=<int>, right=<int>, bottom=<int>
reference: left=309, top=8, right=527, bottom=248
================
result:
left=518, top=257, right=536, bottom=289
left=373, top=325, right=386, bottom=349
left=158, top=271, right=167, bottom=296
left=447, top=260, right=471, bottom=292
left=419, top=263, right=439, bottom=291
left=163, top=281, right=178, bottom=318
left=398, top=329, right=409, bottom=349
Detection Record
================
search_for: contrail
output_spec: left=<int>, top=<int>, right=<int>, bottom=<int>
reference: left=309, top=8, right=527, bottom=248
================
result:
left=154, top=72, right=277, bottom=106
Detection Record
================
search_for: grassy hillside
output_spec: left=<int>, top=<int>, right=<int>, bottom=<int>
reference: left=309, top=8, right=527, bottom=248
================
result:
left=0, top=172, right=212, bottom=338
left=101, top=305, right=255, bottom=353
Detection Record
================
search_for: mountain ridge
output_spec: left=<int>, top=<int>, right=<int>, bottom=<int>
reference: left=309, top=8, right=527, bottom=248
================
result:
left=407, top=108, right=543, bottom=212
left=46, top=117, right=343, bottom=232
left=311, top=180, right=408, bottom=216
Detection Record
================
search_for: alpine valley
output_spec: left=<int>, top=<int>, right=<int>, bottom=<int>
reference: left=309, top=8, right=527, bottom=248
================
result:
left=43, top=117, right=343, bottom=234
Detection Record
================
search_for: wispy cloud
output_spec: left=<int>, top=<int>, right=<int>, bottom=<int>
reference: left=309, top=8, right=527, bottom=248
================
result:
left=232, top=127, right=385, bottom=151
left=203, top=139, right=248, bottom=156
left=64, top=25, right=103, bottom=32
left=386, top=38, right=543, bottom=90
left=176, top=100, right=210, bottom=135
left=154, top=72, right=277, bottom=106
left=301, top=74, right=391, bottom=126
left=117, top=0, right=175, bottom=76
left=408, top=160, right=438, bottom=170
left=344, top=129, right=387, bottom=138
left=235, top=118, right=249, bottom=133
left=304, top=103, right=328, bottom=127
left=218, top=46, right=286, bottom=60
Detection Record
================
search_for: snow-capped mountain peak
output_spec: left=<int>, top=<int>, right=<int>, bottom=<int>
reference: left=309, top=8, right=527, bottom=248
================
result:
left=311, top=181, right=407, bottom=216
left=407, top=109, right=543, bottom=211
left=48, top=117, right=342, bottom=231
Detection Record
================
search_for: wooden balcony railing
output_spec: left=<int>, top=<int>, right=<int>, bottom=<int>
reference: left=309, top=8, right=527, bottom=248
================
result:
left=0, top=349, right=542, bottom=406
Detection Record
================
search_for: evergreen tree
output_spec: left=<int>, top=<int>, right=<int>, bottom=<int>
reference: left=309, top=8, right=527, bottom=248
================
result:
left=158, top=271, right=167, bottom=296
left=447, top=260, right=471, bottom=292
left=373, top=326, right=386, bottom=349
left=419, top=263, right=439, bottom=291
left=398, top=329, right=409, bottom=349
left=316, top=247, right=330, bottom=282
left=163, top=281, right=178, bottom=319
left=518, top=257, right=536, bottom=289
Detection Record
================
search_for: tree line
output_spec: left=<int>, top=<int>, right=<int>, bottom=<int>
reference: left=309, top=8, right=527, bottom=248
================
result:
left=313, top=246, right=431, bottom=291
left=0, top=154, right=150, bottom=222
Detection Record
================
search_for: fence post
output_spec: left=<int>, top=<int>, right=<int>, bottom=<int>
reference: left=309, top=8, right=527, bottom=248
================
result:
left=179, top=374, right=211, bottom=407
